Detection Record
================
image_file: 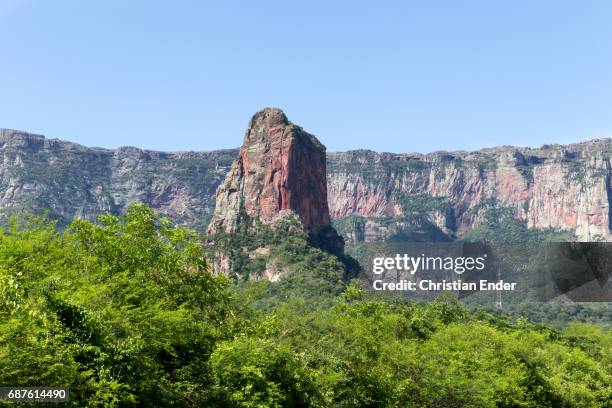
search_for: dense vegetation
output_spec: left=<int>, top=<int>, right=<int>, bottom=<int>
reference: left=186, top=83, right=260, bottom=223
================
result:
left=493, top=303, right=612, bottom=330
left=204, top=214, right=358, bottom=310
left=463, top=207, right=573, bottom=243
left=0, top=205, right=610, bottom=407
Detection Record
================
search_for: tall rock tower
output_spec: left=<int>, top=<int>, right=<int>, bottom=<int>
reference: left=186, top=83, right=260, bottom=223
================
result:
left=206, top=108, right=352, bottom=279
left=208, top=108, right=331, bottom=234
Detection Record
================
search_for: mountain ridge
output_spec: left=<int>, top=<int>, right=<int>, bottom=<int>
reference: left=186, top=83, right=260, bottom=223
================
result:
left=7, top=126, right=611, bottom=156
left=1, top=125, right=611, bottom=241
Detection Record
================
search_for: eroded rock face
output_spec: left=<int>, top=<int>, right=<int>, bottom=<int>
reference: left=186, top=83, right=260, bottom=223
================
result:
left=207, top=108, right=330, bottom=234
left=2, top=120, right=612, bottom=243
left=327, top=141, right=612, bottom=241
left=0, top=129, right=237, bottom=229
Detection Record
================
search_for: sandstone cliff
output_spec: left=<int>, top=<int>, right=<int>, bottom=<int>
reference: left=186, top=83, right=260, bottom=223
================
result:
left=1, top=124, right=611, bottom=242
left=0, top=128, right=236, bottom=229
left=207, top=108, right=330, bottom=234
left=327, top=142, right=612, bottom=242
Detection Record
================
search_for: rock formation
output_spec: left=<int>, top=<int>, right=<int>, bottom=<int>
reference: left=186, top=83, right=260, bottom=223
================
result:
left=204, top=108, right=350, bottom=279
left=0, top=128, right=236, bottom=229
left=327, top=142, right=612, bottom=242
left=1, top=120, right=612, bottom=242
left=207, top=108, right=330, bottom=234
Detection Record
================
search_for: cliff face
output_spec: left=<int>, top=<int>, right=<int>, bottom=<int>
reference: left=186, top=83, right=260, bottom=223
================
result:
left=208, top=108, right=330, bottom=234
left=1, top=125, right=611, bottom=242
left=327, top=142, right=612, bottom=242
left=0, top=128, right=236, bottom=229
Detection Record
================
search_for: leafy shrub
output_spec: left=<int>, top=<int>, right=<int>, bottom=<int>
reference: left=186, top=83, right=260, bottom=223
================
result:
left=1, top=205, right=609, bottom=407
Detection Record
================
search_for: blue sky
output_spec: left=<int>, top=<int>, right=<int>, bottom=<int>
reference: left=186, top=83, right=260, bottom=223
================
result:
left=1, top=1, right=612, bottom=153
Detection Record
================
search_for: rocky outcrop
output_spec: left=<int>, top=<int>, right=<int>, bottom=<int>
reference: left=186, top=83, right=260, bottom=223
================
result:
left=327, top=141, right=612, bottom=241
left=205, top=109, right=349, bottom=278
left=0, top=128, right=236, bottom=229
left=2, top=120, right=612, bottom=242
left=207, top=108, right=330, bottom=234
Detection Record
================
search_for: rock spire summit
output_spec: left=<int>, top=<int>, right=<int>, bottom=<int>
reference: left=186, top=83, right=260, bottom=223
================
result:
left=207, top=108, right=331, bottom=233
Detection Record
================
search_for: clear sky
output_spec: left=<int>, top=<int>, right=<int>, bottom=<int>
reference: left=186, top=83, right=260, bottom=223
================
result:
left=1, top=1, right=612, bottom=153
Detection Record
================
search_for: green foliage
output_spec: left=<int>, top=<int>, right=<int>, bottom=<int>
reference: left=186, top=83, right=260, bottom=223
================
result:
left=564, top=156, right=588, bottom=182
left=1, top=204, right=610, bottom=407
left=226, top=296, right=611, bottom=408
left=333, top=215, right=452, bottom=246
left=381, top=157, right=428, bottom=173
left=209, top=338, right=324, bottom=407
left=207, top=214, right=352, bottom=310
left=463, top=207, right=573, bottom=243
left=396, top=194, right=451, bottom=215
left=0, top=204, right=236, bottom=406
left=337, top=194, right=456, bottom=244
left=516, top=164, right=534, bottom=184
left=501, top=303, right=612, bottom=330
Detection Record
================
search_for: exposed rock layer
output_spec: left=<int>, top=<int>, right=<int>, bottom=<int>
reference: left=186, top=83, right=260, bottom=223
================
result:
left=0, top=129, right=236, bottom=229
left=327, top=143, right=612, bottom=241
left=207, top=108, right=330, bottom=234
left=1, top=125, right=611, bottom=241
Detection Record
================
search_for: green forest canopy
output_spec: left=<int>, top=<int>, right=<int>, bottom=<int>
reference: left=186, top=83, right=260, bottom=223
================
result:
left=0, top=205, right=610, bottom=407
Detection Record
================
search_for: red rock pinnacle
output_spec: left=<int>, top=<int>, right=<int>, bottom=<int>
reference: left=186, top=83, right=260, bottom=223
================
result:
left=207, top=108, right=331, bottom=233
